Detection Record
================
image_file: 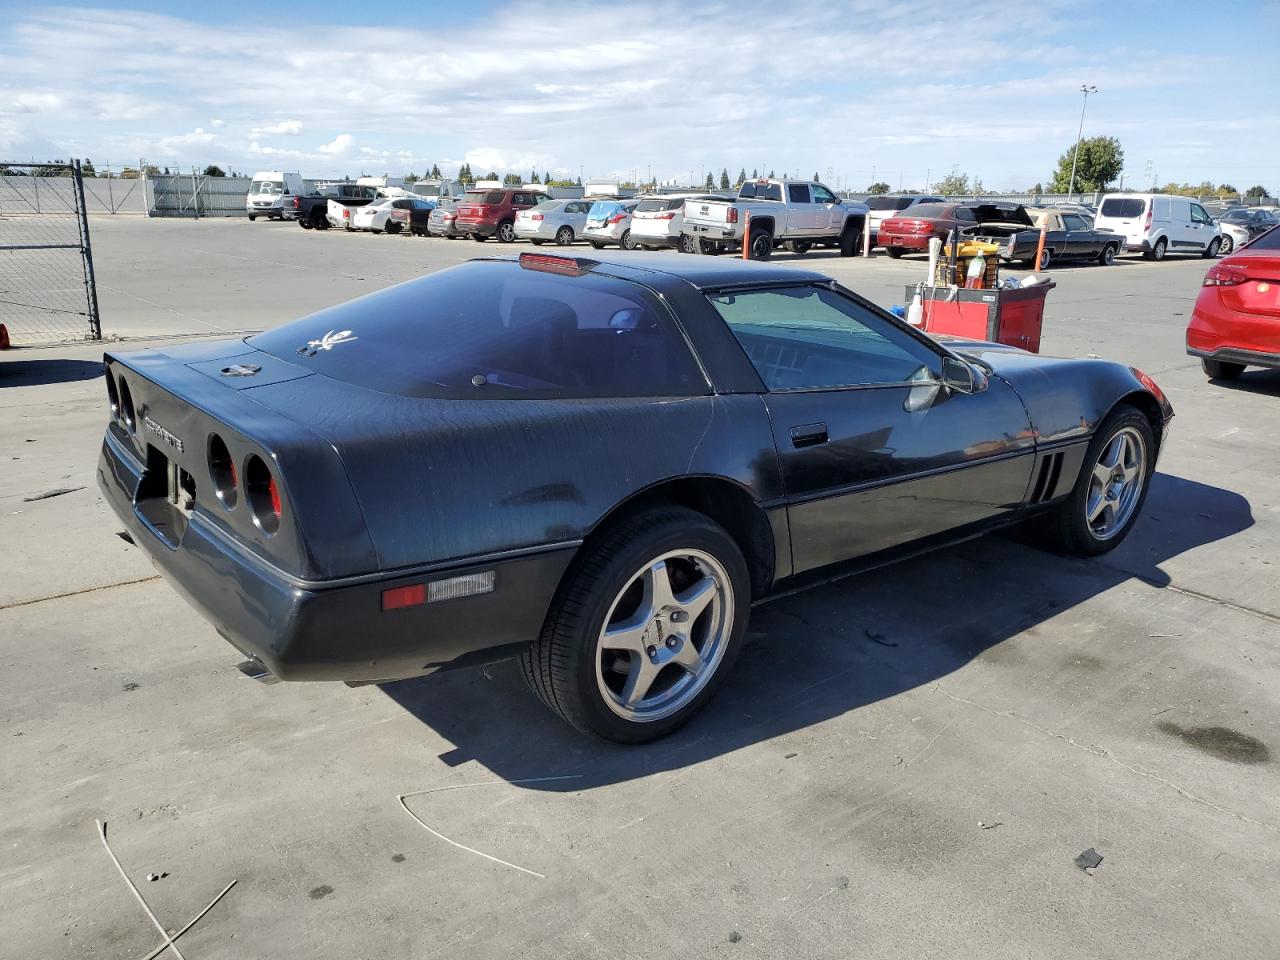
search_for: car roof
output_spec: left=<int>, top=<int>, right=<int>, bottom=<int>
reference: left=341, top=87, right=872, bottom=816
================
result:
left=487, top=251, right=831, bottom=290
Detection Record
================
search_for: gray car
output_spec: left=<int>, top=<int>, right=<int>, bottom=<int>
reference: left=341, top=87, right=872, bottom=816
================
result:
left=427, top=198, right=462, bottom=238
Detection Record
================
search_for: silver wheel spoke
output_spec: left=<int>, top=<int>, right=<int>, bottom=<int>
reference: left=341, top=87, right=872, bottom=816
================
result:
left=1092, top=461, right=1112, bottom=486
left=671, top=635, right=704, bottom=676
left=647, top=560, right=679, bottom=612
left=1087, top=491, right=1107, bottom=523
left=602, top=615, right=650, bottom=653
left=674, top=576, right=716, bottom=622
left=621, top=655, right=662, bottom=707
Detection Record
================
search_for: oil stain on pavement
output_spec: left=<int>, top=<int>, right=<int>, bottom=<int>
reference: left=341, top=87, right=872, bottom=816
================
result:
left=1157, top=722, right=1270, bottom=764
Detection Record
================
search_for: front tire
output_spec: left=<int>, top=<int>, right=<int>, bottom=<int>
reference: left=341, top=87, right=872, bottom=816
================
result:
left=248, top=215, right=256, bottom=222
left=1146, top=237, right=1167, bottom=261
left=521, top=507, right=750, bottom=743
left=1029, top=406, right=1155, bottom=557
left=1202, top=358, right=1245, bottom=380
left=789, top=240, right=812, bottom=255
left=530, top=239, right=546, bottom=245
left=471, top=233, right=488, bottom=242
left=839, top=226, right=862, bottom=257
left=1219, top=236, right=1234, bottom=255
left=1203, top=237, right=1222, bottom=258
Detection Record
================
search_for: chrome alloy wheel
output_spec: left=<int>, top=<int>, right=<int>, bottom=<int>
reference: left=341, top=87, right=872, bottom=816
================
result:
left=1085, top=426, right=1147, bottom=540
left=595, top=549, right=732, bottom=722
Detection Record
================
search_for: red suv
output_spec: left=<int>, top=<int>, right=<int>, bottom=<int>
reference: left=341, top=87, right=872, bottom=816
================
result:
left=454, top=188, right=551, bottom=242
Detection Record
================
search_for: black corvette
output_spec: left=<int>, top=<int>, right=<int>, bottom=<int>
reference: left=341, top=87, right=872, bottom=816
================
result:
left=98, top=251, right=1172, bottom=742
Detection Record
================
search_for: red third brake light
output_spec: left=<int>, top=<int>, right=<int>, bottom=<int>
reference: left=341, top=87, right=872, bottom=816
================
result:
left=1203, top=263, right=1248, bottom=287
left=518, top=252, right=598, bottom=276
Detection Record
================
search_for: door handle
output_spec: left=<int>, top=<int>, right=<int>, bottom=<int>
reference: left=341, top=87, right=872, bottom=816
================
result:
left=790, top=422, right=829, bottom=447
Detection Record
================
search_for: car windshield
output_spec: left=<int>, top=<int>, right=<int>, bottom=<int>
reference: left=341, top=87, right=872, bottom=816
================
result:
left=415, top=185, right=441, bottom=197
left=464, top=191, right=505, bottom=204
left=1246, top=225, right=1280, bottom=249
left=1218, top=209, right=1249, bottom=223
left=866, top=196, right=917, bottom=211
left=249, top=260, right=707, bottom=400
left=1100, top=198, right=1146, bottom=218
left=251, top=181, right=283, bottom=195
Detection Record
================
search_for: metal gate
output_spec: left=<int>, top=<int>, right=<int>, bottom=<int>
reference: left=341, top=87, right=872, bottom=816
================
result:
left=0, top=160, right=102, bottom=346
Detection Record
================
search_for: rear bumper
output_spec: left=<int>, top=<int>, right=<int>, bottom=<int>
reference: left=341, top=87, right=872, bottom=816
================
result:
left=514, top=222, right=557, bottom=240
left=632, top=229, right=678, bottom=247
left=684, top=222, right=741, bottom=242
left=428, top=220, right=461, bottom=237
left=1187, top=345, right=1280, bottom=369
left=97, top=428, right=577, bottom=682
left=455, top=220, right=499, bottom=238
left=1186, top=289, right=1280, bottom=367
left=877, top=232, right=931, bottom=250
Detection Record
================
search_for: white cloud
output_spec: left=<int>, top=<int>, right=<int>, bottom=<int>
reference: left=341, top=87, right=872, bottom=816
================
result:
left=249, top=119, right=303, bottom=139
left=317, top=133, right=355, bottom=156
left=0, top=2, right=1273, bottom=187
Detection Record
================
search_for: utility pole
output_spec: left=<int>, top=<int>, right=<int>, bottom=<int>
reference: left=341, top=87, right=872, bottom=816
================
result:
left=1067, top=84, right=1098, bottom=196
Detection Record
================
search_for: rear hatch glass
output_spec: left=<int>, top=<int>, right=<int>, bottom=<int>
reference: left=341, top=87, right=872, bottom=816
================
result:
left=866, top=196, right=917, bottom=211
left=248, top=260, right=707, bottom=400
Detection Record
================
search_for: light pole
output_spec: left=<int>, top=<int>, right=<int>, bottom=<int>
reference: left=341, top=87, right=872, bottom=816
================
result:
left=1067, top=84, right=1098, bottom=197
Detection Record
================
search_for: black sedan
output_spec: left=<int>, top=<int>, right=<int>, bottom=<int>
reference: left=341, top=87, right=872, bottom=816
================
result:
left=98, top=252, right=1172, bottom=742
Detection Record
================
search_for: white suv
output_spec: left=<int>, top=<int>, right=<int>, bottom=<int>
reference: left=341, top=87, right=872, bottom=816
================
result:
left=631, top=194, right=726, bottom=252
left=1094, top=193, right=1223, bottom=261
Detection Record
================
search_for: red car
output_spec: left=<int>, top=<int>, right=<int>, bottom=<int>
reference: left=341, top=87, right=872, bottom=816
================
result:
left=877, top=202, right=1033, bottom=257
left=453, top=187, right=550, bottom=242
left=1186, top=225, right=1280, bottom=380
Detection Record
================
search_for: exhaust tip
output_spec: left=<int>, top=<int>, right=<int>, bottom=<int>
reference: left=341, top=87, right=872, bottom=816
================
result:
left=236, top=658, right=279, bottom=684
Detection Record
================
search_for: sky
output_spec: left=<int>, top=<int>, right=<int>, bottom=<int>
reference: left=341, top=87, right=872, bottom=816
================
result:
left=1, top=0, right=1276, bottom=192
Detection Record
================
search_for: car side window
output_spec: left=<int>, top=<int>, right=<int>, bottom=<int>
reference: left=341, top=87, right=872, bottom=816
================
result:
left=811, top=185, right=837, bottom=204
left=953, top=207, right=976, bottom=222
left=706, top=286, right=940, bottom=391
left=1191, top=204, right=1213, bottom=225
left=1063, top=214, right=1087, bottom=231
left=787, top=184, right=811, bottom=203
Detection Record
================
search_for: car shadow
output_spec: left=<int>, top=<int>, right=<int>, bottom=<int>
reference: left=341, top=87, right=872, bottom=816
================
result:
left=378, top=472, right=1251, bottom=789
left=0, top=358, right=103, bottom=387
left=1206, top=368, right=1280, bottom=396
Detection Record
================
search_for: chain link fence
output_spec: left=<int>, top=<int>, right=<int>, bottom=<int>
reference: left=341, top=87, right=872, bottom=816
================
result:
left=0, top=160, right=101, bottom=346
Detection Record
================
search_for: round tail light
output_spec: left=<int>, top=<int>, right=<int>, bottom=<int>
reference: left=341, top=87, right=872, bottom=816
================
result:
left=208, top=434, right=238, bottom=509
left=106, top=370, right=119, bottom=419
left=245, top=454, right=281, bottom=534
left=117, top=377, right=136, bottom=434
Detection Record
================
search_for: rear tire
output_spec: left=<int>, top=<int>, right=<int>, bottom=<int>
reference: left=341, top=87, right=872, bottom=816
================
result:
left=1028, top=405, right=1155, bottom=557
left=248, top=215, right=256, bottom=222
left=1202, top=358, right=1245, bottom=380
left=471, top=233, right=488, bottom=242
left=1203, top=237, right=1222, bottom=258
left=620, top=229, right=637, bottom=251
left=748, top=229, right=773, bottom=260
left=679, top=234, right=696, bottom=254
left=1037, top=247, right=1052, bottom=270
left=886, top=246, right=905, bottom=259
left=589, top=240, right=606, bottom=250
left=530, top=239, right=545, bottom=245
left=555, top=226, right=574, bottom=246
left=789, top=240, right=812, bottom=255
left=1098, top=243, right=1117, bottom=266
left=520, top=507, right=750, bottom=743
left=385, top=222, right=401, bottom=235
left=497, top=221, right=515, bottom=243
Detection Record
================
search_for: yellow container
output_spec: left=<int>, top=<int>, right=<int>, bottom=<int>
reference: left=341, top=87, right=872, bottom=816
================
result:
left=934, top=255, right=1000, bottom=288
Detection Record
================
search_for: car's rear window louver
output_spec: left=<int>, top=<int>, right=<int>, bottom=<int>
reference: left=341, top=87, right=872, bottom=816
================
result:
left=1030, top=451, right=1065, bottom=504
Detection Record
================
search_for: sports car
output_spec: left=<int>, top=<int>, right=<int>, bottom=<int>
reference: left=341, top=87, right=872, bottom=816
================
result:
left=98, top=252, right=1172, bottom=742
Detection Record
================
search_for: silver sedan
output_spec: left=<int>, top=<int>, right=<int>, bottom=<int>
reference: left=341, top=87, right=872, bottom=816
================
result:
left=514, top=199, right=592, bottom=245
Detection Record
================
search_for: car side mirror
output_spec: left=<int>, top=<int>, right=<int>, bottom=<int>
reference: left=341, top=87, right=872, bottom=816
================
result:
left=942, top=356, right=976, bottom=394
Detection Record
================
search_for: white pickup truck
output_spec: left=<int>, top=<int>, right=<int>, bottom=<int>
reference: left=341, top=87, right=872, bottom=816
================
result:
left=681, top=179, right=870, bottom=259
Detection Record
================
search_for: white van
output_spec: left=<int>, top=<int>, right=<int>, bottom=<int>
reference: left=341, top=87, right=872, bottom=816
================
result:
left=246, top=171, right=304, bottom=221
left=1094, top=193, right=1223, bottom=260
left=409, top=179, right=466, bottom=203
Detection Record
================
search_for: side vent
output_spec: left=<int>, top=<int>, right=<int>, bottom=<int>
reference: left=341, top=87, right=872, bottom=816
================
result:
left=1030, top=451, right=1065, bottom=504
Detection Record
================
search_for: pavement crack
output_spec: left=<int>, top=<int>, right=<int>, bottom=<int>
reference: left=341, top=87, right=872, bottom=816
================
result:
left=932, top=684, right=1280, bottom=836
left=0, top=575, right=162, bottom=610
